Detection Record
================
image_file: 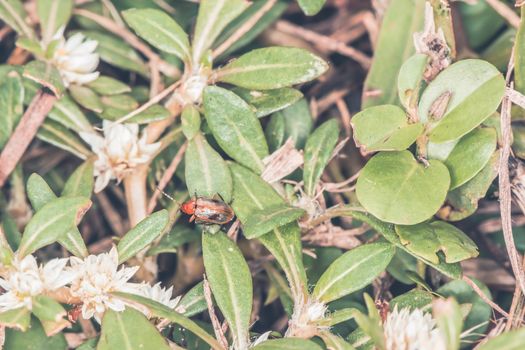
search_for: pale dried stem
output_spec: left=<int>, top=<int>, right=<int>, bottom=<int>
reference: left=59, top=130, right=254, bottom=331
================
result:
left=203, top=276, right=229, bottom=350
left=499, top=48, right=525, bottom=296
left=73, top=9, right=180, bottom=78
left=275, top=20, right=371, bottom=69
left=124, top=167, right=148, bottom=227
left=0, top=90, right=57, bottom=186
left=212, top=0, right=277, bottom=59
left=462, top=276, right=510, bottom=318
left=147, top=141, right=188, bottom=214
left=485, top=0, right=521, bottom=28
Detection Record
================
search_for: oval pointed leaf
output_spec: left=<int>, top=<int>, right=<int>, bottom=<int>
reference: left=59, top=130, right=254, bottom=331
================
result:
left=352, top=105, right=423, bottom=153
left=123, top=8, right=190, bottom=61
left=395, top=221, right=478, bottom=264
left=48, top=94, right=91, bottom=133
left=117, top=210, right=168, bottom=264
left=442, top=127, right=497, bottom=189
left=217, top=47, right=328, bottom=90
left=192, top=0, right=249, bottom=63
left=477, top=327, right=525, bottom=350
left=313, top=242, right=395, bottom=303
left=397, top=53, right=428, bottom=110
left=181, top=104, right=201, bottom=140
left=97, top=308, right=170, bottom=350
left=18, top=196, right=91, bottom=257
left=0, top=70, right=24, bottom=148
left=87, top=76, right=131, bottom=95
left=37, top=0, right=73, bottom=43
left=356, top=151, right=450, bottom=225
left=242, top=205, right=305, bottom=239
left=233, top=87, right=303, bottom=118
left=297, top=0, right=326, bottom=16
left=202, top=233, right=252, bottom=350
left=37, top=120, right=91, bottom=159
left=32, top=295, right=69, bottom=336
left=203, top=86, right=268, bottom=173
left=23, top=61, right=64, bottom=97
left=253, top=338, right=323, bottom=350
left=303, top=119, right=339, bottom=196
left=0, top=308, right=30, bottom=331
left=0, top=0, right=31, bottom=37
left=185, top=132, right=232, bottom=202
left=418, top=59, right=505, bottom=142
left=62, top=160, right=94, bottom=198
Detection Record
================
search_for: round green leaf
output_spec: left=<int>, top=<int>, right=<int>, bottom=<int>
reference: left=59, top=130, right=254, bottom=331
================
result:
left=397, top=53, right=428, bottom=110
left=356, top=151, right=450, bottom=225
left=395, top=221, right=478, bottom=264
left=351, top=104, right=423, bottom=152
left=217, top=47, right=328, bottom=90
left=442, top=128, right=497, bottom=189
left=418, top=59, right=505, bottom=142
left=252, top=338, right=323, bottom=350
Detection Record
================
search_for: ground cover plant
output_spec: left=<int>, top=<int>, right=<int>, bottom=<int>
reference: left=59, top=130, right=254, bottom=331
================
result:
left=1, top=0, right=525, bottom=349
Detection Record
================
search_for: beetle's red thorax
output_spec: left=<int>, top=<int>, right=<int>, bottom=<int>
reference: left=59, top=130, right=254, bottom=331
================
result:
left=181, top=199, right=196, bottom=215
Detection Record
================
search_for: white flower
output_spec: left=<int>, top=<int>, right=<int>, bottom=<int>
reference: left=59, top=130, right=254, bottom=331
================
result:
left=0, top=255, right=72, bottom=312
left=79, top=120, right=161, bottom=193
left=129, top=282, right=181, bottom=318
left=68, top=247, right=139, bottom=322
left=383, top=306, right=446, bottom=350
left=49, top=27, right=100, bottom=87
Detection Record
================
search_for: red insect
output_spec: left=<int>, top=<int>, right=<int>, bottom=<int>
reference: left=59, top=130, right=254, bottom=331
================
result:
left=67, top=305, right=83, bottom=323
left=180, top=196, right=234, bottom=225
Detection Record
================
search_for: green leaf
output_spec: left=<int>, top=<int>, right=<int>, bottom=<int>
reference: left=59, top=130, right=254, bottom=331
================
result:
left=477, top=327, right=525, bottom=350
left=438, top=279, right=492, bottom=344
left=352, top=105, right=423, bottom=153
left=233, top=87, right=303, bottom=118
left=48, top=94, right=92, bottom=133
left=122, top=8, right=190, bottom=61
left=112, top=292, right=222, bottom=349
left=230, top=163, right=308, bottom=298
left=442, top=151, right=499, bottom=221
left=390, top=289, right=433, bottom=310
left=397, top=53, right=428, bottom=110
left=362, top=0, right=425, bottom=108
left=16, top=37, right=44, bottom=57
left=146, top=225, right=200, bottom=256
left=69, top=84, right=103, bottom=113
left=418, top=59, right=505, bottom=142
left=442, top=128, right=497, bottom=189
left=202, top=233, right=253, bottom=350
left=395, top=221, right=478, bottom=264
left=37, top=120, right=92, bottom=159
left=0, top=308, right=30, bottom=331
left=23, top=61, right=64, bottom=97
left=266, top=98, right=313, bottom=151
left=356, top=151, right=450, bottom=225
left=181, top=104, right=201, bottom=140
left=349, top=210, right=462, bottom=279
left=37, top=0, right=73, bottom=44
left=97, top=308, right=170, bottom=350
left=242, top=205, right=305, bottom=239
left=303, top=119, right=339, bottom=196
left=297, top=0, right=326, bottom=16
left=82, top=31, right=148, bottom=76
left=4, top=317, right=67, bottom=350
left=178, top=282, right=206, bottom=317
left=192, top=0, right=249, bottom=63
left=313, top=242, right=395, bottom=303
left=185, top=132, right=232, bottom=202
left=217, top=47, right=328, bottom=90
left=203, top=86, right=268, bottom=173
left=0, top=70, right=24, bottom=148
left=62, top=159, right=94, bottom=198
left=117, top=210, right=168, bottom=264
left=121, top=104, right=170, bottom=124
left=18, top=196, right=91, bottom=257
left=252, top=338, right=323, bottom=350
left=513, top=6, right=525, bottom=111
left=31, top=295, right=69, bottom=336
left=319, top=331, right=356, bottom=350
left=26, top=173, right=88, bottom=257
left=87, top=76, right=131, bottom=95
left=0, top=0, right=33, bottom=38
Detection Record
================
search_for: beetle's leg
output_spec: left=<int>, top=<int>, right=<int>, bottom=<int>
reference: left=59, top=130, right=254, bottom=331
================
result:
left=189, top=214, right=196, bottom=222
left=215, top=192, right=226, bottom=202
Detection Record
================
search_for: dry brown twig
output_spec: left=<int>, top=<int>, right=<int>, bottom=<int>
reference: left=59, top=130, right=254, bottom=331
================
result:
left=203, top=275, right=229, bottom=350
left=462, top=275, right=510, bottom=318
left=0, top=90, right=57, bottom=186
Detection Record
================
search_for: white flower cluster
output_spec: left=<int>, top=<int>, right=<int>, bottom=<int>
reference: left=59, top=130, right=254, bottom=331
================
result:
left=49, top=27, right=100, bottom=87
left=0, top=248, right=180, bottom=323
left=383, top=306, right=446, bottom=350
left=80, top=121, right=161, bottom=193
